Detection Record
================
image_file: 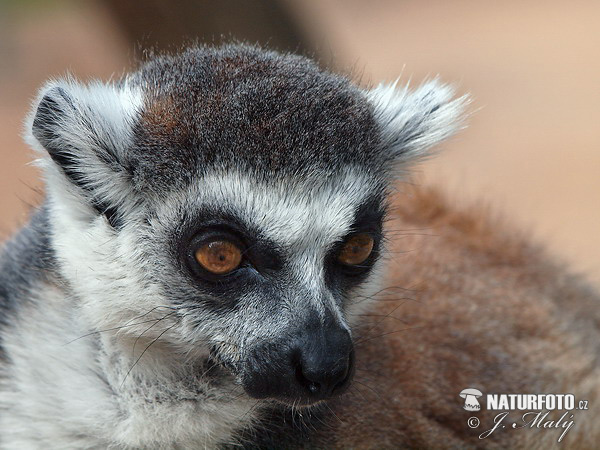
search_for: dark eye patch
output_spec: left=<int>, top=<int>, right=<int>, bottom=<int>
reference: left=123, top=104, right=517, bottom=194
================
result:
left=174, top=206, right=284, bottom=294
left=169, top=193, right=385, bottom=307
left=324, top=196, right=386, bottom=290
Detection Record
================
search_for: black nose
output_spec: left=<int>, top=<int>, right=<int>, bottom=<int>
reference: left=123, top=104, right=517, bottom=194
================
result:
left=292, top=326, right=354, bottom=399
left=241, top=321, right=355, bottom=404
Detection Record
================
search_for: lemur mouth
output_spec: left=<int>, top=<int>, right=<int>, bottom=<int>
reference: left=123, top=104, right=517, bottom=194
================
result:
left=271, top=368, right=355, bottom=407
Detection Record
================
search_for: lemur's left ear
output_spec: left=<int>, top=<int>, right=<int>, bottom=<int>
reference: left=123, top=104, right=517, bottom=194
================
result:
left=366, top=79, right=470, bottom=165
left=28, top=78, right=142, bottom=224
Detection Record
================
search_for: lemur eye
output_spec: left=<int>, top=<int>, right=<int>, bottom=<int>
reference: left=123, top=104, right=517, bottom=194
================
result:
left=337, top=234, right=374, bottom=266
left=195, top=240, right=242, bottom=275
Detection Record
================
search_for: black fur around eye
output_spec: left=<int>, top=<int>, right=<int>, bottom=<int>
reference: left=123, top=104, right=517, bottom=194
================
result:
left=325, top=231, right=381, bottom=291
left=180, top=220, right=284, bottom=287
left=185, top=230, right=250, bottom=282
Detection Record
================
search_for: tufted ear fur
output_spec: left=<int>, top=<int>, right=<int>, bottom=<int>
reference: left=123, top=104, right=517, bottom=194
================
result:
left=366, top=79, right=470, bottom=165
left=27, top=78, right=142, bottom=225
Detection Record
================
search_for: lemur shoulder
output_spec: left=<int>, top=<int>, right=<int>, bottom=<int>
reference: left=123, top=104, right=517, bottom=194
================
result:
left=0, top=45, right=598, bottom=449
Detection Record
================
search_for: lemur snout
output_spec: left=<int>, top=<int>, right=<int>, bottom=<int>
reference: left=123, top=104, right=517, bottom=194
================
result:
left=243, top=324, right=354, bottom=404
left=292, top=327, right=354, bottom=400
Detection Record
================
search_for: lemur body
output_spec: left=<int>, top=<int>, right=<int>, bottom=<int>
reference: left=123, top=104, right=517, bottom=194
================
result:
left=0, top=45, right=598, bottom=448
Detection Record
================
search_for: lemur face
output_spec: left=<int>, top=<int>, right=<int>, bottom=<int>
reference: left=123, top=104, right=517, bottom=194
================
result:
left=28, top=46, right=467, bottom=405
left=150, top=170, right=385, bottom=403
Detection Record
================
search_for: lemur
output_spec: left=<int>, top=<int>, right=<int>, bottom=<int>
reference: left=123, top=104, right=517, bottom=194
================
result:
left=0, top=45, right=598, bottom=449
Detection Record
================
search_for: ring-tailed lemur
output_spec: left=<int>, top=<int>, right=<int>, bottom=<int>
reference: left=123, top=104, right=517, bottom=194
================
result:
left=1, top=45, right=599, bottom=449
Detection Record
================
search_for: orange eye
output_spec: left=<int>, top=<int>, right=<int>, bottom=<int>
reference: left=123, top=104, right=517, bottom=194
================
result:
left=194, top=240, right=242, bottom=275
left=337, top=234, right=374, bottom=266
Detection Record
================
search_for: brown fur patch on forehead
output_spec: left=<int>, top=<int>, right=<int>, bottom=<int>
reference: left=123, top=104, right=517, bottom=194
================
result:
left=128, top=45, right=383, bottom=192
left=142, top=96, right=183, bottom=139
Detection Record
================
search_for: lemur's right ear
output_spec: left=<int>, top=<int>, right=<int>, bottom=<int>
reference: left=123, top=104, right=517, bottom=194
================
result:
left=28, top=79, right=142, bottom=224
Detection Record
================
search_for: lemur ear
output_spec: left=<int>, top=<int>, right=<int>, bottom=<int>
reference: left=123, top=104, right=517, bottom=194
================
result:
left=366, top=79, right=470, bottom=164
left=29, top=79, right=142, bottom=223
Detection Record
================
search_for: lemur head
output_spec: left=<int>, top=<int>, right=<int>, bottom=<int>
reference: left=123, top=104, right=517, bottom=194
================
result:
left=27, top=45, right=467, bottom=405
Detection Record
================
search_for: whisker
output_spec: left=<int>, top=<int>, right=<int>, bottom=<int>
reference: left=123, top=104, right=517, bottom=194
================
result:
left=64, top=315, right=175, bottom=346
left=354, top=301, right=408, bottom=342
left=120, top=322, right=178, bottom=387
left=131, top=312, right=177, bottom=358
left=350, top=313, right=410, bottom=326
left=353, top=284, right=422, bottom=305
left=237, top=399, right=261, bottom=423
left=352, top=378, right=384, bottom=401
left=348, top=385, right=369, bottom=403
left=123, top=305, right=177, bottom=326
left=355, top=325, right=424, bottom=346
left=323, top=402, right=343, bottom=424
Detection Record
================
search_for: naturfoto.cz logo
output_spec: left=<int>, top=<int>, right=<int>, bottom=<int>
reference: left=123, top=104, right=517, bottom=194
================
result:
left=459, top=388, right=590, bottom=443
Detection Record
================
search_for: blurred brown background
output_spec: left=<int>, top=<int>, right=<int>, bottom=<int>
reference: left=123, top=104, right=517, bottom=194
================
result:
left=1, top=0, right=599, bottom=285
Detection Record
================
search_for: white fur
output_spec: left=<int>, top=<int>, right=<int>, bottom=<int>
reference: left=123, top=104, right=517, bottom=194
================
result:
left=24, top=77, right=144, bottom=216
left=0, top=284, right=258, bottom=449
left=366, top=79, right=470, bottom=163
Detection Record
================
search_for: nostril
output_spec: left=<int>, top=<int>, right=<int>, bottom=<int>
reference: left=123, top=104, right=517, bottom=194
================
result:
left=307, top=381, right=320, bottom=394
left=295, top=363, right=322, bottom=394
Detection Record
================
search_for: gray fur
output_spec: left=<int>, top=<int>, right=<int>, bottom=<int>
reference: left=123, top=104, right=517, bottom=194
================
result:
left=0, top=44, right=466, bottom=448
left=0, top=205, right=57, bottom=336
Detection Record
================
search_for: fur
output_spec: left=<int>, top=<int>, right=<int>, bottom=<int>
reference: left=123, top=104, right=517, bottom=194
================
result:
left=0, top=44, right=597, bottom=449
